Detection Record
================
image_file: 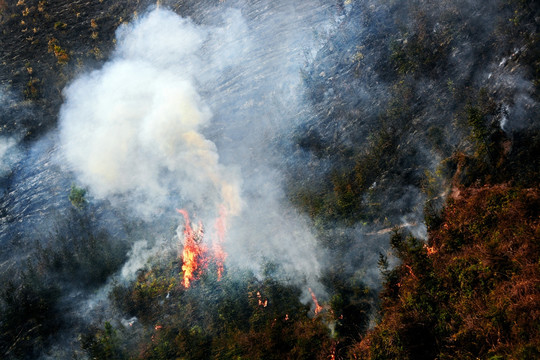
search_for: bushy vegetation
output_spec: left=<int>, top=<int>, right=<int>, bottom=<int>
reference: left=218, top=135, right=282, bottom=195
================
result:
left=0, top=0, right=538, bottom=359
left=0, top=207, right=129, bottom=359
left=351, top=186, right=539, bottom=360
left=0, top=269, right=61, bottom=359
left=68, top=184, right=87, bottom=209
left=289, top=1, right=540, bottom=359
left=82, top=260, right=338, bottom=360
left=292, top=0, right=539, bottom=226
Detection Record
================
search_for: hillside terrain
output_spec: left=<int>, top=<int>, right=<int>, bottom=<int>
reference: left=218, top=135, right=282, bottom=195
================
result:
left=0, top=0, right=538, bottom=359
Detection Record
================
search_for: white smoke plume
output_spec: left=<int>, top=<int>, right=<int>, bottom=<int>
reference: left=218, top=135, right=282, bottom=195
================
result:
left=59, top=10, right=241, bottom=218
left=59, top=4, right=330, bottom=286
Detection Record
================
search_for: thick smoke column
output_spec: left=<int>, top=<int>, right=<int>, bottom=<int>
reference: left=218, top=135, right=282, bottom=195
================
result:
left=59, top=10, right=241, bottom=218
left=59, top=4, right=330, bottom=286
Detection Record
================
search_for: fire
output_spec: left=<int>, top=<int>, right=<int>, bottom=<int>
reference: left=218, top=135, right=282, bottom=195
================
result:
left=177, top=206, right=230, bottom=288
left=213, top=205, right=228, bottom=280
left=257, top=291, right=268, bottom=307
left=405, top=264, right=417, bottom=279
left=309, top=288, right=323, bottom=315
left=177, top=209, right=207, bottom=288
left=328, top=341, right=338, bottom=360
left=424, top=243, right=438, bottom=255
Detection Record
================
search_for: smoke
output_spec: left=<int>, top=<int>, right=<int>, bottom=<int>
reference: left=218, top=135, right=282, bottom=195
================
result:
left=120, top=240, right=159, bottom=281
left=59, top=10, right=240, bottom=218
left=1, top=1, right=537, bottom=359
left=0, top=136, right=19, bottom=177
left=488, top=64, right=538, bottom=133
left=59, top=3, right=331, bottom=287
left=0, top=89, right=22, bottom=181
left=0, top=134, right=20, bottom=206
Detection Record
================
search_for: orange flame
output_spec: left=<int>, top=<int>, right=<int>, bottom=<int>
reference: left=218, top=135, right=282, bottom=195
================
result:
left=256, top=291, right=268, bottom=307
left=177, top=209, right=207, bottom=288
left=328, top=341, right=338, bottom=360
left=424, top=243, right=438, bottom=255
left=309, top=288, right=323, bottom=315
left=405, top=264, right=417, bottom=279
left=213, top=205, right=228, bottom=281
left=177, top=206, right=230, bottom=287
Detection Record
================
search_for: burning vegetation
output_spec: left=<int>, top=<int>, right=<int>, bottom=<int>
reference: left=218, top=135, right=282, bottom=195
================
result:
left=176, top=207, right=229, bottom=288
left=177, top=209, right=207, bottom=288
left=309, top=288, right=324, bottom=315
left=0, top=0, right=539, bottom=359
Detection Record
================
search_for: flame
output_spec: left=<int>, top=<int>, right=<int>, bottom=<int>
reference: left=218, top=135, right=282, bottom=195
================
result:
left=328, top=341, right=338, bottom=360
left=257, top=291, right=268, bottom=307
left=177, top=209, right=207, bottom=288
left=309, top=288, right=323, bottom=315
left=213, top=205, right=228, bottom=280
left=424, top=243, right=438, bottom=255
left=177, top=206, right=230, bottom=287
left=405, top=264, right=417, bottom=279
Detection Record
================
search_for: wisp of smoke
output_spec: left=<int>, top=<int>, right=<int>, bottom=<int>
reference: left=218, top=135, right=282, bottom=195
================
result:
left=0, top=89, right=22, bottom=179
left=0, top=136, right=19, bottom=176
